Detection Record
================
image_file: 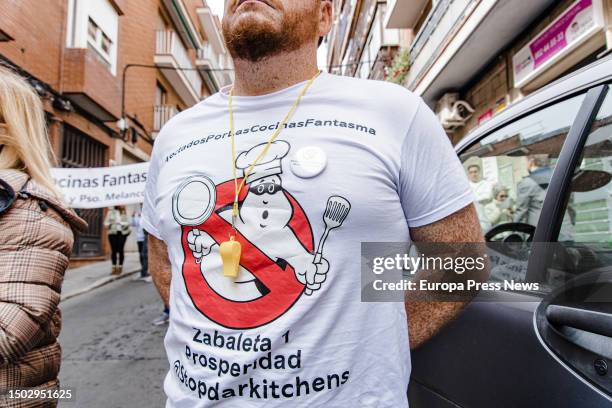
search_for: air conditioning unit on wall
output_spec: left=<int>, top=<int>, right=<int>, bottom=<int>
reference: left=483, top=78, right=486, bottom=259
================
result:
left=435, top=93, right=475, bottom=132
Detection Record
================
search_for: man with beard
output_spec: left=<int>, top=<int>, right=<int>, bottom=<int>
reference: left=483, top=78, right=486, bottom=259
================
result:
left=142, top=1, right=483, bottom=406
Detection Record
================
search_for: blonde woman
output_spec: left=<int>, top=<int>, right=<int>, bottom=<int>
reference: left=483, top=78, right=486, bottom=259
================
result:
left=0, top=65, right=86, bottom=407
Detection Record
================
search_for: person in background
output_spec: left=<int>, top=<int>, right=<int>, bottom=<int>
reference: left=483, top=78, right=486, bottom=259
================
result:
left=0, top=65, right=87, bottom=407
left=514, top=154, right=553, bottom=227
left=104, top=205, right=131, bottom=275
left=484, top=185, right=514, bottom=227
left=132, top=206, right=151, bottom=282
left=138, top=208, right=168, bottom=325
left=515, top=155, right=575, bottom=240
left=467, top=163, right=493, bottom=231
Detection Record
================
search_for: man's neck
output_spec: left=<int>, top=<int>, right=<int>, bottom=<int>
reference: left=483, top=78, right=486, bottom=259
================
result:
left=231, top=45, right=319, bottom=96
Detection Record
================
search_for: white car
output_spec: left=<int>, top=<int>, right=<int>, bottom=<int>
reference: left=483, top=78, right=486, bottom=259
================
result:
left=410, top=55, right=612, bottom=407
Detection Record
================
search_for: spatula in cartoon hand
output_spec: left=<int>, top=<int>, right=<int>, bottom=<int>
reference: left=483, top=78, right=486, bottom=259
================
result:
left=305, top=196, right=351, bottom=295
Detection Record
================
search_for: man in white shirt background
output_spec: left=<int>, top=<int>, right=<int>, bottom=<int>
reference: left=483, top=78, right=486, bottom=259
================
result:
left=142, top=1, right=483, bottom=406
left=467, top=164, right=494, bottom=232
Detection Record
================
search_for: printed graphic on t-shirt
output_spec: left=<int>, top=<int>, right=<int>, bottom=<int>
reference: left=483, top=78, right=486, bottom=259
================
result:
left=171, top=140, right=351, bottom=329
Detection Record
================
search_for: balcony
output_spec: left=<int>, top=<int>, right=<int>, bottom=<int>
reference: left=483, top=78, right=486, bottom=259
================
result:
left=196, top=44, right=233, bottom=91
left=352, top=2, right=400, bottom=80
left=196, top=7, right=225, bottom=52
left=196, top=6, right=233, bottom=91
left=218, top=53, right=234, bottom=88
left=405, top=0, right=556, bottom=105
left=385, top=0, right=429, bottom=29
left=154, top=105, right=178, bottom=133
left=197, top=43, right=218, bottom=67
left=62, top=48, right=121, bottom=121
left=329, top=0, right=357, bottom=67
left=154, top=30, right=202, bottom=105
left=161, top=0, right=201, bottom=49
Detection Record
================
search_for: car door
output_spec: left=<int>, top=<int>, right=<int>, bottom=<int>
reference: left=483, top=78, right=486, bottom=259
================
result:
left=533, top=84, right=612, bottom=403
left=408, top=85, right=612, bottom=408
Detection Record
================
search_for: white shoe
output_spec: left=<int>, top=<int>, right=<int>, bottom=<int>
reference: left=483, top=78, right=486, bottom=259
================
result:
left=152, top=313, right=169, bottom=326
left=143, top=276, right=153, bottom=283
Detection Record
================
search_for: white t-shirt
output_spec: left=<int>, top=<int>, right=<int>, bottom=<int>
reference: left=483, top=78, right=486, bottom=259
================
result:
left=469, top=180, right=493, bottom=204
left=142, top=72, right=473, bottom=408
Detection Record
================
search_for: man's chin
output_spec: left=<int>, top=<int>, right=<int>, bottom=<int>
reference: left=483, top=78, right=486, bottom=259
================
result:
left=224, top=23, right=285, bottom=61
left=235, top=0, right=275, bottom=13
left=231, top=9, right=278, bottom=33
left=232, top=0, right=277, bottom=24
left=223, top=2, right=312, bottom=62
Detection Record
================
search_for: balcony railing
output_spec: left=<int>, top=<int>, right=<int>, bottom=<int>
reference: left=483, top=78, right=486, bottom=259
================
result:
left=218, top=53, right=234, bottom=88
left=196, top=43, right=219, bottom=68
left=220, top=53, right=233, bottom=71
left=155, top=30, right=202, bottom=98
left=385, top=0, right=429, bottom=29
left=407, top=0, right=478, bottom=89
left=154, top=105, right=178, bottom=132
left=196, top=43, right=233, bottom=89
left=410, top=0, right=453, bottom=62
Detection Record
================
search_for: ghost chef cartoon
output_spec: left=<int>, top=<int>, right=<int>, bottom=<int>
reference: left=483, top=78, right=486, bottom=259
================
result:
left=184, top=140, right=330, bottom=302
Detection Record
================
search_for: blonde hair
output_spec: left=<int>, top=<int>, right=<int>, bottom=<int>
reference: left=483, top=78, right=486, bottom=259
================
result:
left=0, top=65, right=60, bottom=196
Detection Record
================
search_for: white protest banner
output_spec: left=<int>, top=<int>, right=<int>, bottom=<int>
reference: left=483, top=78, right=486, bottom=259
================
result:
left=51, top=162, right=149, bottom=209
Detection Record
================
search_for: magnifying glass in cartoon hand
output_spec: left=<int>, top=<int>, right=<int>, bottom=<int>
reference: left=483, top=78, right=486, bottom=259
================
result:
left=172, top=175, right=217, bottom=263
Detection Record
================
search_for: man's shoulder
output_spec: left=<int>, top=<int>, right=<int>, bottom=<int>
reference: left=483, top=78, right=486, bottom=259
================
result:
left=325, top=73, right=419, bottom=106
left=322, top=73, right=423, bottom=135
left=171, top=93, right=223, bottom=123
left=154, top=94, right=223, bottom=142
left=517, top=176, right=538, bottom=190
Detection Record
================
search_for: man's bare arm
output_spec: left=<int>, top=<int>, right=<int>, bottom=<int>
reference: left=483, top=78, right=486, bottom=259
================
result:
left=406, top=203, right=484, bottom=350
left=148, top=234, right=171, bottom=307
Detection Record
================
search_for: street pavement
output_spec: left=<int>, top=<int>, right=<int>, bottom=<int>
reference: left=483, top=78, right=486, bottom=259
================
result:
left=62, top=253, right=141, bottom=300
left=58, top=260, right=169, bottom=407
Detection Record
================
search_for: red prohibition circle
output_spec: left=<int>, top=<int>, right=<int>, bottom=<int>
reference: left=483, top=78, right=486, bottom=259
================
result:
left=181, top=179, right=314, bottom=329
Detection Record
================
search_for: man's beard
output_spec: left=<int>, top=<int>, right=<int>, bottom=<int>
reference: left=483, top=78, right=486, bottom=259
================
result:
left=223, top=5, right=318, bottom=62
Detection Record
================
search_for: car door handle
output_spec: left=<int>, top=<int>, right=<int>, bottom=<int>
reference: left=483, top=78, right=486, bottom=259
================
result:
left=546, top=304, right=612, bottom=338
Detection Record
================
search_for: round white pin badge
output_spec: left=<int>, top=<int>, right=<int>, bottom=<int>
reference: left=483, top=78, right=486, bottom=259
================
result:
left=290, top=146, right=327, bottom=178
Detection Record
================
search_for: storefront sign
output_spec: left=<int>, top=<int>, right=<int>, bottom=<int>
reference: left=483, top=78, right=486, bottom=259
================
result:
left=51, top=162, right=149, bottom=209
left=512, top=0, right=600, bottom=88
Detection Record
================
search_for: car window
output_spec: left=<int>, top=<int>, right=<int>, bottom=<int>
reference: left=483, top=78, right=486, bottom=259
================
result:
left=558, top=89, right=612, bottom=245
left=460, top=94, right=586, bottom=240
left=459, top=94, right=586, bottom=293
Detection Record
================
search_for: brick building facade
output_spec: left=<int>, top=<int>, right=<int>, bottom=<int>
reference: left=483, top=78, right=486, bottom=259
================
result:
left=0, top=0, right=232, bottom=260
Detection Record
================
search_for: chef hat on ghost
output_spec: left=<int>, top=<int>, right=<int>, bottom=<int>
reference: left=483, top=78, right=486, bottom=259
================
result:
left=235, top=140, right=290, bottom=184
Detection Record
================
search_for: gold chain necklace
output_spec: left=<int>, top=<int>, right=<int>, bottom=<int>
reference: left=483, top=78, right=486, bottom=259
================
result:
left=220, top=71, right=321, bottom=278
